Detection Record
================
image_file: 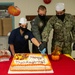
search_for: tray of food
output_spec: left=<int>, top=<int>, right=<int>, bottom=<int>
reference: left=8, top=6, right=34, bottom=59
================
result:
left=0, top=50, right=11, bottom=62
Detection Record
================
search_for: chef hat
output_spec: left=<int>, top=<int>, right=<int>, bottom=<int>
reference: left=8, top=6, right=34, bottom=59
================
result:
left=19, top=17, right=27, bottom=24
left=56, top=3, right=65, bottom=11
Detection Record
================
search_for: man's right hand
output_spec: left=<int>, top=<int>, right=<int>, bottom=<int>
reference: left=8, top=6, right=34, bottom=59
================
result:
left=40, top=48, right=46, bottom=54
left=38, top=42, right=46, bottom=54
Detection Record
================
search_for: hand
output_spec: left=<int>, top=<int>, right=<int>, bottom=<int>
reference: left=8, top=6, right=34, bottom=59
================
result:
left=40, top=48, right=46, bottom=54
left=38, top=42, right=46, bottom=54
left=38, top=42, right=46, bottom=51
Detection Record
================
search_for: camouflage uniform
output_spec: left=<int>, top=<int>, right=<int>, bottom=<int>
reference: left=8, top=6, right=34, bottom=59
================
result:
left=30, top=16, right=49, bottom=53
left=42, top=14, right=75, bottom=55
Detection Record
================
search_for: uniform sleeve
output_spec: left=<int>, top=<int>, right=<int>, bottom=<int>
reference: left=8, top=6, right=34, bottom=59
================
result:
left=8, top=30, right=16, bottom=44
left=71, top=15, right=75, bottom=42
left=28, top=31, right=34, bottom=40
left=42, top=17, right=54, bottom=42
left=30, top=19, right=42, bottom=42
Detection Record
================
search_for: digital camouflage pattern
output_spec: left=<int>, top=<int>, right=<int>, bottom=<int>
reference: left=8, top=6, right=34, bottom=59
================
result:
left=30, top=16, right=49, bottom=53
left=42, top=13, right=75, bottom=55
left=31, top=16, right=49, bottom=42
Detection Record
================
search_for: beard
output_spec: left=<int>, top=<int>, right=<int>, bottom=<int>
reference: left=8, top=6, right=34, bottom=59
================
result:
left=38, top=14, right=46, bottom=21
left=56, top=14, right=65, bottom=21
left=20, top=27, right=27, bottom=32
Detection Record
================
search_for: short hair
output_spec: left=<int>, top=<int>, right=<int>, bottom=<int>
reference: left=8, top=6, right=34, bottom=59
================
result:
left=38, top=5, right=46, bottom=10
